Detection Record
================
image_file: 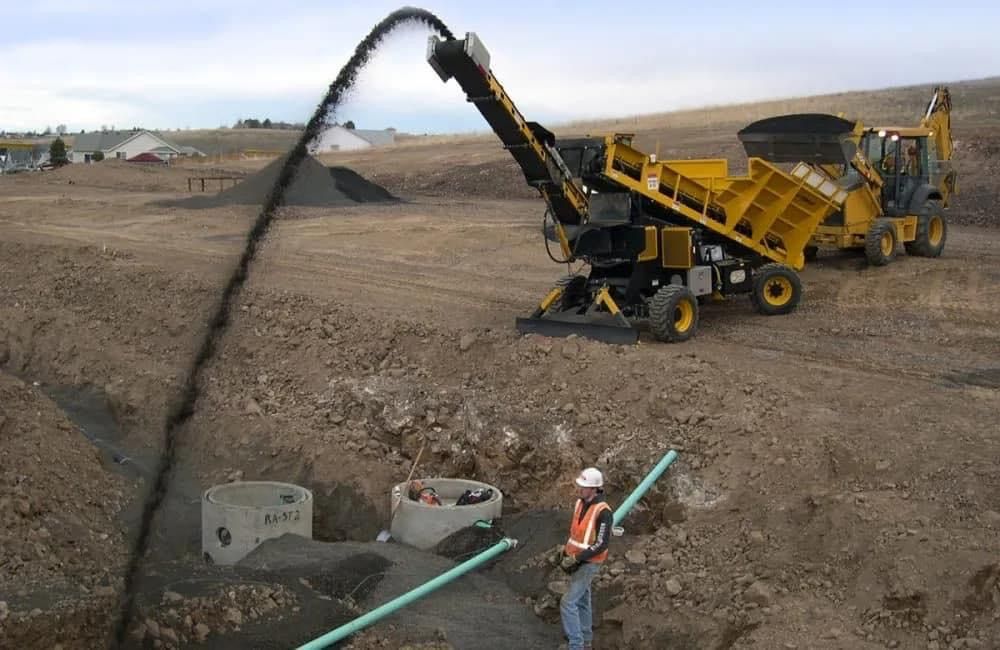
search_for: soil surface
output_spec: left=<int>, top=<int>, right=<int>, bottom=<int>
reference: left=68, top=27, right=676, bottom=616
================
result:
left=1, top=92, right=999, bottom=649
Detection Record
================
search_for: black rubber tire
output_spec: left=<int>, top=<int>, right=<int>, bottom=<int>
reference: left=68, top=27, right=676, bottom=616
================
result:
left=804, top=245, right=819, bottom=263
left=750, top=263, right=802, bottom=316
left=649, top=284, right=698, bottom=342
left=865, top=218, right=897, bottom=266
left=904, top=202, right=947, bottom=257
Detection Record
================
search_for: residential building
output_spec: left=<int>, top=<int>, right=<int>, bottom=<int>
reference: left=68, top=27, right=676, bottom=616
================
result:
left=69, top=130, right=183, bottom=163
left=309, top=126, right=395, bottom=153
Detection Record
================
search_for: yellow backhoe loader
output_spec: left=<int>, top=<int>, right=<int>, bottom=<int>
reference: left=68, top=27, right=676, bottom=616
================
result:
left=740, top=88, right=955, bottom=266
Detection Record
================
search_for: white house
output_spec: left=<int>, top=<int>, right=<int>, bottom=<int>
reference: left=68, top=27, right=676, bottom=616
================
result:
left=69, top=130, right=183, bottom=163
left=309, top=126, right=395, bottom=154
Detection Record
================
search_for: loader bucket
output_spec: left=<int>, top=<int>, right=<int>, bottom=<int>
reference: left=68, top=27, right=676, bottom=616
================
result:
left=515, top=316, right=640, bottom=345
left=738, top=113, right=858, bottom=164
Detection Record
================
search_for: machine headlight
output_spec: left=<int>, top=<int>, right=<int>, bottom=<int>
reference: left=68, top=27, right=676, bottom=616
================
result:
left=730, top=270, right=746, bottom=284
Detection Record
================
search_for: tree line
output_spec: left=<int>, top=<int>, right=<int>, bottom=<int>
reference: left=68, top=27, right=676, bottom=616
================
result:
left=230, top=118, right=355, bottom=130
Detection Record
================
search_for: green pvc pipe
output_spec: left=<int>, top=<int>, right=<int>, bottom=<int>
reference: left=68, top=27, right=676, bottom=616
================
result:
left=295, top=537, right=516, bottom=650
left=613, top=449, right=679, bottom=526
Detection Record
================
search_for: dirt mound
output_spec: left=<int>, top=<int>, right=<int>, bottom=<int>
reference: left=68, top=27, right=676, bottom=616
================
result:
left=0, top=372, right=131, bottom=649
left=159, top=154, right=395, bottom=209
left=330, top=166, right=398, bottom=202
left=0, top=373, right=129, bottom=592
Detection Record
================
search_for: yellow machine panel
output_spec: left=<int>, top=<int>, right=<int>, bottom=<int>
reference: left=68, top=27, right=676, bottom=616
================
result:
left=661, top=227, right=694, bottom=268
left=603, top=139, right=846, bottom=270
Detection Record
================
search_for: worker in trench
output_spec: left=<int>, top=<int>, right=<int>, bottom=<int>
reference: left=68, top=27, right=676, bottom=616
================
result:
left=558, top=467, right=613, bottom=650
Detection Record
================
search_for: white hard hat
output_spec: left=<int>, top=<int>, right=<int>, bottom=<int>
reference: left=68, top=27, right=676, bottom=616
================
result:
left=575, top=467, right=604, bottom=488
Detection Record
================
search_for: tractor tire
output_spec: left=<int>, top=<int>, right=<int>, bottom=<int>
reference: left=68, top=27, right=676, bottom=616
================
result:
left=649, top=284, right=698, bottom=342
left=904, top=202, right=947, bottom=257
left=750, top=263, right=802, bottom=316
left=804, top=245, right=819, bottom=263
left=865, top=218, right=897, bottom=266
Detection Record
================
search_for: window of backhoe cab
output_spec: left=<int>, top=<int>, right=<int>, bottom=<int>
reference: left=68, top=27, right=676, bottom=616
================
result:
left=867, top=133, right=928, bottom=178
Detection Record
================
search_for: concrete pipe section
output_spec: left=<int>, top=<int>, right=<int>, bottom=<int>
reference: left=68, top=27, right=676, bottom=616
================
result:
left=202, top=481, right=313, bottom=565
left=389, top=478, right=502, bottom=550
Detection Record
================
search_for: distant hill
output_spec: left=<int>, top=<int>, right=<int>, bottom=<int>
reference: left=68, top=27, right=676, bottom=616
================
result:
left=115, top=75, right=998, bottom=156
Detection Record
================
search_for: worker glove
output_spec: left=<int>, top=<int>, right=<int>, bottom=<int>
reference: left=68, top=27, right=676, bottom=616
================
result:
left=560, top=555, right=581, bottom=574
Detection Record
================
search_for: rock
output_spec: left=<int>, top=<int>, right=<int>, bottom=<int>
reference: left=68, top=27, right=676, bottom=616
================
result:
left=161, top=627, right=179, bottom=645
left=244, top=397, right=264, bottom=416
left=749, top=530, right=765, bottom=544
left=983, top=511, right=1000, bottom=528
left=459, top=333, right=477, bottom=352
left=603, top=604, right=629, bottom=624
left=658, top=553, right=676, bottom=570
left=227, top=469, right=244, bottom=482
left=548, top=581, right=569, bottom=596
left=224, top=607, right=243, bottom=626
left=744, top=581, right=774, bottom=607
left=162, top=591, right=184, bottom=603
left=0, top=341, right=8, bottom=365
left=675, top=529, right=688, bottom=545
left=94, top=585, right=116, bottom=597
left=194, top=623, right=210, bottom=642
left=562, top=402, right=576, bottom=413
left=625, top=550, right=647, bottom=565
left=665, top=578, right=683, bottom=596
left=876, top=460, right=892, bottom=471
left=0, top=601, right=7, bottom=622
left=561, top=341, right=580, bottom=359
left=821, top=627, right=841, bottom=639
left=130, top=623, right=147, bottom=641
left=145, top=618, right=161, bottom=639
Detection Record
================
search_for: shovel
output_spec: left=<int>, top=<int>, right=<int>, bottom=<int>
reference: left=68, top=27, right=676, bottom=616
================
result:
left=376, top=440, right=425, bottom=542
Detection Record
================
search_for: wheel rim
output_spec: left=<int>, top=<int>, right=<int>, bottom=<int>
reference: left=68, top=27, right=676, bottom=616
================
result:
left=673, top=299, right=694, bottom=332
left=928, top=216, right=944, bottom=246
left=763, top=277, right=793, bottom=307
left=880, top=231, right=893, bottom=256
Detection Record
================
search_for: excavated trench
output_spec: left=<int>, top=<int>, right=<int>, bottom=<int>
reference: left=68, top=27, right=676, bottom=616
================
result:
left=25, top=378, right=565, bottom=648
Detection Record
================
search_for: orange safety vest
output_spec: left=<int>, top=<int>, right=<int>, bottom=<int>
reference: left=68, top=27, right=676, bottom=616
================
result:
left=564, top=498, right=611, bottom=563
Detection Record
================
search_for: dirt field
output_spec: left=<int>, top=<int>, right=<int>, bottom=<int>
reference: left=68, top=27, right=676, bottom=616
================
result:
left=2, top=81, right=999, bottom=649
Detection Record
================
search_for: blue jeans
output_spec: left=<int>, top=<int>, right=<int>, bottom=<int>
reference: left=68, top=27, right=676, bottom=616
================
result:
left=560, top=561, right=600, bottom=650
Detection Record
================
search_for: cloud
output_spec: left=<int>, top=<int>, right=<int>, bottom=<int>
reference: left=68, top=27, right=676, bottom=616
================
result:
left=3, top=3, right=998, bottom=132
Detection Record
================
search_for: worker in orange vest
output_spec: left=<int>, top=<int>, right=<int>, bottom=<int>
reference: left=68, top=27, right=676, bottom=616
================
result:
left=559, top=467, right=612, bottom=650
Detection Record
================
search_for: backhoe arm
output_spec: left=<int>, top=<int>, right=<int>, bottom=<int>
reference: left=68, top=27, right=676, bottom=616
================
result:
left=921, top=86, right=953, bottom=162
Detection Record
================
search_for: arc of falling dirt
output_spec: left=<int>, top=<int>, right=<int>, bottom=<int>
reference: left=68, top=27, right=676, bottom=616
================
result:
left=109, top=8, right=455, bottom=648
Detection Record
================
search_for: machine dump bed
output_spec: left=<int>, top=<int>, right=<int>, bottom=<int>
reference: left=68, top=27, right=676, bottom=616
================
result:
left=601, top=139, right=849, bottom=269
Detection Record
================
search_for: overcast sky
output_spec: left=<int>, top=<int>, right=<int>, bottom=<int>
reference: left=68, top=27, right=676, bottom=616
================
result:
left=4, top=1, right=998, bottom=133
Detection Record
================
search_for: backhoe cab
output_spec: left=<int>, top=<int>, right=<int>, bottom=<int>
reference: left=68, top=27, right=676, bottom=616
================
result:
left=803, top=87, right=954, bottom=265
